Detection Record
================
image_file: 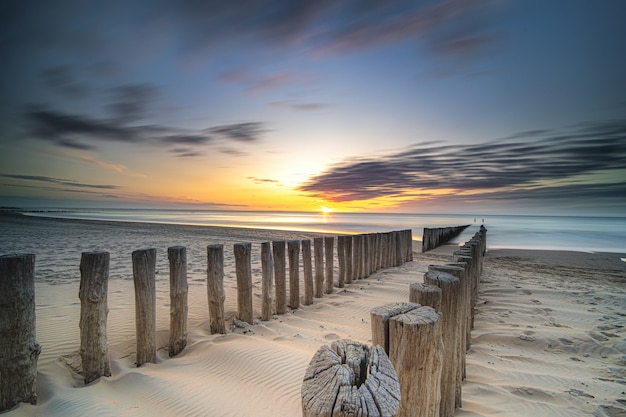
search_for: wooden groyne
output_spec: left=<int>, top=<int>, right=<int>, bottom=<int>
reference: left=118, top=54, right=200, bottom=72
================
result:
left=0, top=229, right=413, bottom=410
left=422, top=225, right=470, bottom=252
left=370, top=225, right=487, bottom=417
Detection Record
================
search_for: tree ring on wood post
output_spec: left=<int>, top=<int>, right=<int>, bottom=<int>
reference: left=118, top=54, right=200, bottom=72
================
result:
left=302, top=339, right=400, bottom=417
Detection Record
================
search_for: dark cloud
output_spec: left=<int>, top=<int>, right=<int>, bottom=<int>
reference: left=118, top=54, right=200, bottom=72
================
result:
left=106, top=84, right=159, bottom=123
left=248, top=177, right=280, bottom=185
left=1, top=174, right=120, bottom=190
left=210, top=122, right=268, bottom=142
left=40, top=66, right=90, bottom=98
left=298, top=119, right=626, bottom=203
left=271, top=100, right=329, bottom=111
left=23, top=106, right=265, bottom=156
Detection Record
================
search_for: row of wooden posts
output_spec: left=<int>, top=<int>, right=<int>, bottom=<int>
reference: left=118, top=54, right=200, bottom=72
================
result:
left=302, top=225, right=487, bottom=417
left=421, top=225, right=470, bottom=252
left=0, top=229, right=412, bottom=412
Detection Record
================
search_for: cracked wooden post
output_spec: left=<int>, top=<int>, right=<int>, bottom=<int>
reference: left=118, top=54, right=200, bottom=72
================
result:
left=409, top=282, right=442, bottom=312
left=261, top=242, right=274, bottom=320
left=353, top=235, right=362, bottom=280
left=0, top=254, right=41, bottom=410
left=371, top=302, right=419, bottom=355
left=273, top=241, right=287, bottom=314
left=288, top=240, right=300, bottom=309
left=207, top=244, right=226, bottom=334
left=363, top=233, right=370, bottom=278
left=78, top=252, right=110, bottom=384
left=337, top=236, right=346, bottom=288
left=132, top=248, right=157, bottom=367
left=234, top=243, right=253, bottom=324
left=313, top=237, right=324, bottom=298
left=302, top=239, right=314, bottom=306
left=168, top=246, right=188, bottom=357
left=301, top=339, right=400, bottom=417
left=390, top=306, right=444, bottom=417
left=324, top=236, right=334, bottom=294
left=424, top=269, right=461, bottom=417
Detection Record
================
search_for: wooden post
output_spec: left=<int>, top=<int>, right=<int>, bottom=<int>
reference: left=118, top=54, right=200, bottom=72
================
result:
left=363, top=233, right=370, bottom=278
left=424, top=269, right=462, bottom=417
left=261, top=242, right=274, bottom=320
left=78, top=252, right=111, bottom=383
left=168, top=246, right=188, bottom=357
left=301, top=339, right=400, bottom=417
left=234, top=243, right=253, bottom=324
left=302, top=240, right=314, bottom=306
left=337, top=236, right=346, bottom=288
left=132, top=248, right=157, bottom=367
left=0, top=254, right=41, bottom=410
left=273, top=241, right=287, bottom=314
left=353, top=235, right=362, bottom=280
left=429, top=264, right=467, bottom=408
left=390, top=306, right=444, bottom=417
left=207, top=244, right=226, bottom=334
left=313, top=237, right=324, bottom=298
left=370, top=302, right=419, bottom=354
left=288, top=240, right=300, bottom=309
left=324, top=236, right=334, bottom=294
left=345, top=235, right=353, bottom=284
left=395, top=231, right=403, bottom=266
left=409, top=282, right=442, bottom=312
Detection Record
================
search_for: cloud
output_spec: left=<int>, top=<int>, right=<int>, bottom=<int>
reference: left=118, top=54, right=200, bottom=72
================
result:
left=23, top=105, right=265, bottom=156
left=106, top=84, right=159, bottom=123
left=40, top=66, right=90, bottom=98
left=1, top=174, right=120, bottom=190
left=298, top=119, right=626, bottom=204
left=271, top=100, right=329, bottom=111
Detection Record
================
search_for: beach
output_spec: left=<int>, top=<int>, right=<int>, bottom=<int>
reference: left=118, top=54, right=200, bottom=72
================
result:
left=1, top=214, right=625, bottom=416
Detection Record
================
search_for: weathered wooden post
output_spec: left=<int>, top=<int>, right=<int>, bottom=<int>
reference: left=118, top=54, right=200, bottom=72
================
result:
left=430, top=264, right=467, bottom=408
left=0, top=254, right=41, bottom=410
left=390, top=306, right=444, bottom=417
left=363, top=234, right=370, bottom=278
left=132, top=248, right=157, bottom=367
left=168, top=246, right=188, bottom=357
left=301, top=240, right=314, bottom=306
left=301, top=339, right=400, bottom=417
left=78, top=251, right=110, bottom=383
left=345, top=235, right=353, bottom=284
left=313, top=237, right=324, bottom=298
left=409, top=282, right=442, bottom=312
left=273, top=241, right=287, bottom=314
left=424, top=269, right=461, bottom=417
left=234, top=243, right=253, bottom=324
left=261, top=242, right=274, bottom=320
left=337, top=236, right=346, bottom=288
left=288, top=240, right=300, bottom=309
left=395, top=231, right=403, bottom=266
left=370, top=302, right=419, bottom=354
left=353, top=234, right=362, bottom=280
left=324, top=236, right=334, bottom=294
left=207, top=244, right=226, bottom=334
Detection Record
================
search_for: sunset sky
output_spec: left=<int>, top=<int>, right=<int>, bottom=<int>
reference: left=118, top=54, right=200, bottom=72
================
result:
left=1, top=1, right=625, bottom=215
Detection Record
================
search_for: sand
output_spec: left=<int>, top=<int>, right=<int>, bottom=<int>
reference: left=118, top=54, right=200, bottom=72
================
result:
left=1, top=215, right=625, bottom=416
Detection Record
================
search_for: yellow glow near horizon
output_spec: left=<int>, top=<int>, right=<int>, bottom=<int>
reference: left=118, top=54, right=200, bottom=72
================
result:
left=320, top=206, right=334, bottom=214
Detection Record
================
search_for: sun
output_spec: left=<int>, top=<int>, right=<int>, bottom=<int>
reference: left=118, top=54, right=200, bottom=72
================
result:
left=320, top=206, right=334, bottom=214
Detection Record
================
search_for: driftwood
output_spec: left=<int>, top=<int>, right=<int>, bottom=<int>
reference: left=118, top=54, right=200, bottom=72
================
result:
left=324, top=236, right=334, bottom=294
left=273, top=241, right=287, bottom=314
left=302, top=339, right=400, bottom=417
left=424, top=269, right=461, bottom=417
left=0, top=254, right=41, bottom=410
left=207, top=244, right=226, bottom=334
left=302, top=239, right=314, bottom=306
left=370, top=302, right=419, bottom=354
left=234, top=243, right=253, bottom=324
left=168, top=246, right=188, bottom=357
left=288, top=240, right=300, bottom=309
left=132, top=248, right=157, bottom=367
left=409, top=282, right=442, bottom=312
left=261, top=242, right=274, bottom=320
left=389, top=306, right=443, bottom=417
left=78, top=251, right=111, bottom=383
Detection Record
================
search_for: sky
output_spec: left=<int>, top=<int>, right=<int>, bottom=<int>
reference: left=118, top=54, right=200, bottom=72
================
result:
left=1, top=0, right=625, bottom=215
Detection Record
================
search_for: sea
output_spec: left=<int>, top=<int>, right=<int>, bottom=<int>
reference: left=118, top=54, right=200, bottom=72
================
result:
left=15, top=208, right=626, bottom=253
